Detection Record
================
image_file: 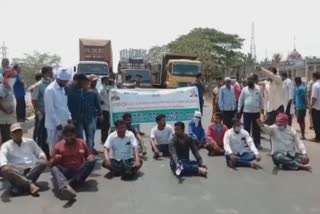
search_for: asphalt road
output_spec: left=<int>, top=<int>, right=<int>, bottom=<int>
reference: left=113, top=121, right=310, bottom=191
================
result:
left=1, top=104, right=320, bottom=214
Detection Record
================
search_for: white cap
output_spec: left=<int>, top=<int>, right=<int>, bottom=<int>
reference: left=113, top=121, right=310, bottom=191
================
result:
left=194, top=111, right=202, bottom=118
left=10, top=123, right=23, bottom=132
left=224, top=77, right=231, bottom=82
left=56, top=67, right=72, bottom=81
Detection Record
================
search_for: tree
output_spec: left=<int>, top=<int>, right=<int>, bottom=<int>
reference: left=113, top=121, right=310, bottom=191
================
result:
left=146, top=45, right=169, bottom=64
left=13, top=51, right=61, bottom=86
left=272, top=53, right=282, bottom=64
left=167, top=28, right=244, bottom=82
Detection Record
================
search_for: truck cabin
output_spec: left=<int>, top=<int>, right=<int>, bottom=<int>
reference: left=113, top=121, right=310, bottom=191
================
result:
left=120, top=69, right=152, bottom=88
left=76, top=61, right=110, bottom=76
left=167, top=59, right=202, bottom=77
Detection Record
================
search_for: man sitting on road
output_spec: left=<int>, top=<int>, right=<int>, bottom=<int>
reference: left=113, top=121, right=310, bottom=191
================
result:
left=257, top=113, right=311, bottom=172
left=223, top=118, right=261, bottom=169
left=0, top=123, right=48, bottom=196
left=50, top=124, right=96, bottom=201
left=122, top=113, right=147, bottom=157
left=103, top=119, right=143, bottom=180
left=188, top=111, right=207, bottom=148
left=150, top=114, right=174, bottom=159
left=169, top=121, right=208, bottom=177
left=206, top=112, right=228, bottom=156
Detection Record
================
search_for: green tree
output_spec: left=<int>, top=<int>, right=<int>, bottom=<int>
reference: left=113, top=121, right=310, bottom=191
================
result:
left=13, top=51, right=61, bottom=86
left=272, top=53, right=282, bottom=64
left=146, top=45, right=169, bottom=64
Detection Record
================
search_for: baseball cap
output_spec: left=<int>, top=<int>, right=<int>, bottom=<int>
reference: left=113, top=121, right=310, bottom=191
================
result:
left=10, top=123, right=23, bottom=132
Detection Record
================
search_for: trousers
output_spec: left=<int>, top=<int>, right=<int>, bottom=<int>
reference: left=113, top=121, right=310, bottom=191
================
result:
left=16, top=96, right=26, bottom=121
left=170, top=159, right=199, bottom=176
left=101, top=111, right=110, bottom=144
left=272, top=152, right=307, bottom=170
left=225, top=152, right=256, bottom=167
left=243, top=112, right=261, bottom=146
left=0, top=124, right=11, bottom=144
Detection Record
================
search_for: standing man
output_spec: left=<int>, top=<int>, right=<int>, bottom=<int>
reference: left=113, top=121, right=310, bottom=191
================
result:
left=169, top=122, right=208, bottom=177
left=31, top=66, right=54, bottom=157
left=307, top=79, right=314, bottom=129
left=44, top=68, right=72, bottom=154
left=281, top=72, right=295, bottom=126
left=29, top=72, right=42, bottom=141
left=0, top=74, right=15, bottom=144
left=219, top=77, right=236, bottom=128
left=212, top=77, right=223, bottom=121
left=50, top=124, right=96, bottom=200
left=310, top=71, right=320, bottom=142
left=13, top=64, right=26, bottom=122
left=223, top=118, right=261, bottom=169
left=150, top=114, right=174, bottom=159
left=103, top=119, right=142, bottom=179
left=0, top=123, right=48, bottom=196
left=294, top=77, right=307, bottom=139
left=135, top=74, right=143, bottom=88
left=256, top=66, right=284, bottom=125
left=192, top=73, right=205, bottom=114
left=233, top=78, right=242, bottom=106
left=1, top=58, right=17, bottom=90
left=238, top=76, right=264, bottom=149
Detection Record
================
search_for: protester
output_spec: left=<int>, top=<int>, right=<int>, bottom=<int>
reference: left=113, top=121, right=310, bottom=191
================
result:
left=294, top=77, right=307, bottom=139
left=188, top=111, right=206, bottom=148
left=31, top=66, right=53, bottom=157
left=281, top=72, right=295, bottom=126
left=238, top=76, right=264, bottom=149
left=150, top=114, right=174, bottom=159
left=29, top=72, right=42, bottom=141
left=218, top=77, right=236, bottom=128
left=257, top=113, right=311, bottom=171
left=88, top=74, right=98, bottom=92
left=192, top=73, right=205, bottom=114
left=311, top=71, right=320, bottom=142
left=80, top=76, right=102, bottom=153
left=50, top=124, right=96, bottom=200
left=99, top=76, right=112, bottom=143
left=212, top=77, right=223, bottom=120
left=233, top=78, right=242, bottom=106
left=44, top=68, right=72, bottom=154
left=0, top=123, right=48, bottom=196
left=122, top=113, right=147, bottom=156
left=0, top=74, right=15, bottom=144
left=223, top=118, right=261, bottom=169
left=206, top=112, right=228, bottom=156
left=103, top=119, right=143, bottom=179
left=13, top=64, right=26, bottom=122
left=307, top=79, right=314, bottom=129
left=256, top=66, right=284, bottom=125
left=1, top=58, right=17, bottom=90
left=169, top=121, right=208, bottom=177
left=135, top=74, right=143, bottom=88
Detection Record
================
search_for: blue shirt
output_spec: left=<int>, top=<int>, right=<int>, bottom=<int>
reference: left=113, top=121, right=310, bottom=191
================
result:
left=13, top=74, right=25, bottom=98
left=82, top=90, right=101, bottom=122
left=192, top=82, right=204, bottom=103
left=219, top=85, right=236, bottom=111
left=294, top=85, right=307, bottom=110
left=188, top=121, right=206, bottom=143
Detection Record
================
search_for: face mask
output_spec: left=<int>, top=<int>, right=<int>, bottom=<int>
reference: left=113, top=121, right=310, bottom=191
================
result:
left=248, top=82, right=254, bottom=88
left=215, top=123, right=222, bottom=133
left=278, top=125, right=286, bottom=131
left=234, top=126, right=241, bottom=133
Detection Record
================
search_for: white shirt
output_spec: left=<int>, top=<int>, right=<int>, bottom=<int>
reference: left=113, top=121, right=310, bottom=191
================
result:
left=282, top=78, right=295, bottom=114
left=44, top=81, right=71, bottom=130
left=150, top=124, right=174, bottom=145
left=258, top=68, right=283, bottom=112
left=99, top=85, right=111, bottom=112
left=223, top=128, right=259, bottom=156
left=238, top=86, right=264, bottom=113
left=104, top=130, right=138, bottom=161
left=261, top=125, right=307, bottom=156
left=0, top=138, right=47, bottom=169
left=311, top=80, right=320, bottom=110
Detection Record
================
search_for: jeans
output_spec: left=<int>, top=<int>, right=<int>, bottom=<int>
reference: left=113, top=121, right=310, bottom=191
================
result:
left=101, top=111, right=110, bottom=144
left=0, top=160, right=47, bottom=190
left=312, top=109, right=320, bottom=140
left=51, top=160, right=96, bottom=191
left=222, top=110, right=235, bottom=129
left=0, top=124, right=11, bottom=144
left=272, top=152, right=307, bottom=170
left=225, top=152, right=256, bottom=167
left=152, top=144, right=170, bottom=157
left=170, top=159, right=199, bottom=176
left=103, top=158, right=142, bottom=177
left=16, top=96, right=26, bottom=121
left=76, top=118, right=97, bottom=151
left=243, top=112, right=261, bottom=146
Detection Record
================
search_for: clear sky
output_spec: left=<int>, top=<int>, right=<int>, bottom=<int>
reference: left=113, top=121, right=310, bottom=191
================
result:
left=1, top=0, right=319, bottom=67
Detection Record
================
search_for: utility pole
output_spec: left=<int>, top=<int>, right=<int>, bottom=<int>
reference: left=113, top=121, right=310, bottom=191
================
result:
left=1, top=41, right=8, bottom=60
left=250, top=22, right=257, bottom=62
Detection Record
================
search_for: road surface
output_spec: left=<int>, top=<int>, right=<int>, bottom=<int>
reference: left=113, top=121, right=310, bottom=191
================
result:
left=1, top=103, right=320, bottom=214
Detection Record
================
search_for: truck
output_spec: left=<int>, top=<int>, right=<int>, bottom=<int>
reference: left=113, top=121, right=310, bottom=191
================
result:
left=76, top=38, right=113, bottom=78
left=117, top=49, right=153, bottom=88
left=153, top=53, right=202, bottom=88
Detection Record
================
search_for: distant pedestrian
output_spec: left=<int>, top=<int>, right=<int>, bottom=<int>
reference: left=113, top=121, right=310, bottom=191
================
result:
left=29, top=72, right=42, bottom=141
left=44, top=68, right=72, bottom=154
left=293, top=77, right=307, bottom=139
left=192, top=73, right=205, bottom=114
left=218, top=77, right=236, bottom=128
left=281, top=72, right=295, bottom=126
left=13, top=64, right=26, bottom=122
left=307, top=79, right=314, bottom=129
left=310, top=71, right=320, bottom=142
left=1, top=58, right=17, bottom=90
left=211, top=77, right=223, bottom=121
left=238, top=76, right=264, bottom=149
left=99, top=77, right=113, bottom=143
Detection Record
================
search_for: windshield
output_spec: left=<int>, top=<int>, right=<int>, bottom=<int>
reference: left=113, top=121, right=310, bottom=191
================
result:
left=77, top=63, right=109, bottom=75
left=172, top=63, right=201, bottom=77
left=124, top=70, right=151, bottom=83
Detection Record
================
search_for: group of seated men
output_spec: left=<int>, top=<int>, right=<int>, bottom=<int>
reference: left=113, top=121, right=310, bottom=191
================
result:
left=0, top=110, right=311, bottom=200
